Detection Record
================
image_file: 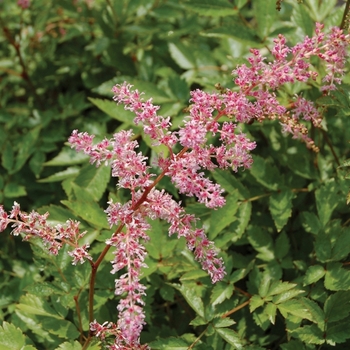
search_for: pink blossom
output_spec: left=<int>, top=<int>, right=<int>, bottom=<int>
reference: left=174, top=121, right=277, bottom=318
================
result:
left=17, top=0, right=30, bottom=9
left=0, top=203, right=91, bottom=264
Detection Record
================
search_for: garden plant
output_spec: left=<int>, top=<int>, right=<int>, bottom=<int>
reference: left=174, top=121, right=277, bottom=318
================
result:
left=1, top=0, right=350, bottom=349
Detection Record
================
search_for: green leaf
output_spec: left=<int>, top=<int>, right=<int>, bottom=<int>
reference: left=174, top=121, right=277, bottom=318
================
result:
left=267, top=281, right=297, bottom=297
left=315, top=180, right=339, bottom=227
left=291, top=2, right=314, bottom=37
left=1, top=142, right=14, bottom=171
left=232, top=201, right=252, bottom=240
left=149, top=336, right=190, bottom=350
left=61, top=185, right=109, bottom=229
left=289, top=324, right=324, bottom=345
left=212, top=169, right=250, bottom=198
left=44, top=147, right=89, bottom=166
left=314, top=230, right=332, bottom=262
left=16, top=294, right=61, bottom=319
left=249, top=155, right=280, bottom=191
left=146, top=219, right=178, bottom=260
left=172, top=283, right=205, bottom=318
left=247, top=226, right=274, bottom=262
left=201, top=22, right=257, bottom=44
left=264, top=302, right=277, bottom=324
left=12, top=126, right=41, bottom=173
left=274, top=231, right=290, bottom=259
left=41, top=317, right=79, bottom=339
left=74, top=163, right=110, bottom=202
left=4, top=183, right=27, bottom=198
left=215, top=328, right=244, bottom=349
left=0, top=321, right=36, bottom=350
left=37, top=167, right=80, bottom=183
left=324, top=262, right=350, bottom=291
left=300, top=211, right=322, bottom=234
left=56, top=341, right=83, bottom=350
left=325, top=317, right=350, bottom=344
left=249, top=295, right=265, bottom=312
left=303, top=265, right=326, bottom=286
left=269, top=190, right=295, bottom=232
left=183, top=0, right=238, bottom=17
left=277, top=299, right=313, bottom=321
left=213, top=317, right=235, bottom=328
left=253, top=0, right=277, bottom=39
left=324, top=291, right=350, bottom=323
left=210, top=282, right=235, bottom=306
left=209, top=191, right=239, bottom=239
left=168, top=42, right=196, bottom=70
left=331, top=226, right=350, bottom=261
left=88, top=97, right=135, bottom=124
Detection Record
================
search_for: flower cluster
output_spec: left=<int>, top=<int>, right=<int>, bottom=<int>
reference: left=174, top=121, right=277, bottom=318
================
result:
left=17, top=0, right=30, bottom=9
left=232, top=22, right=349, bottom=150
left=0, top=202, right=91, bottom=264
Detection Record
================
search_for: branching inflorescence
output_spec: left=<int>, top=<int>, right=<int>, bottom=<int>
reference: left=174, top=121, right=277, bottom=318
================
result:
left=0, top=23, right=349, bottom=349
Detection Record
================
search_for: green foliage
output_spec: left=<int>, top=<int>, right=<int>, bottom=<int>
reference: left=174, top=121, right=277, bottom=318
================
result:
left=1, top=0, right=350, bottom=349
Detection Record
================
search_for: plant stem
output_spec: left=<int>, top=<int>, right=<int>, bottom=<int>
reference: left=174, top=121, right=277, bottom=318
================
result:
left=340, top=0, right=350, bottom=30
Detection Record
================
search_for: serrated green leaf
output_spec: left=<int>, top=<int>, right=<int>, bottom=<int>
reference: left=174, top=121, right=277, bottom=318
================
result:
left=213, top=318, right=236, bottom=328
left=289, top=324, right=324, bottom=345
left=269, top=190, right=294, bottom=232
left=249, top=155, right=280, bottom=191
left=324, top=262, right=350, bottom=291
left=209, top=191, right=239, bottom=239
left=299, top=297, right=325, bottom=328
left=277, top=299, right=313, bottom=321
left=215, top=328, right=244, bottom=349
left=247, top=226, right=274, bottom=262
left=183, top=0, right=238, bottom=17
left=0, top=321, right=27, bottom=350
left=249, top=295, right=265, bottom=312
left=41, top=317, right=79, bottom=339
left=303, top=265, right=326, bottom=286
left=233, top=201, right=252, bottom=240
left=4, top=183, right=27, bottom=198
left=325, top=317, right=350, bottom=344
left=210, top=282, right=235, bottom=306
left=230, top=259, right=255, bottom=284
left=212, top=169, right=250, bottom=198
left=253, top=0, right=276, bottom=39
left=264, top=302, right=277, bottom=324
left=60, top=197, right=109, bottom=228
left=180, top=269, right=209, bottom=281
left=16, top=294, right=61, bottom=319
left=291, top=2, right=314, bottom=37
left=315, top=180, right=339, bottom=227
left=274, top=231, right=290, bottom=259
left=172, top=283, right=205, bottom=318
left=146, top=219, right=178, bottom=260
left=315, top=230, right=332, bottom=262
left=324, top=291, right=350, bottom=323
left=12, top=126, right=41, bottom=173
left=56, top=341, right=83, bottom=350
left=168, top=42, right=196, bottom=70
left=88, top=97, right=135, bottom=124
left=272, top=289, right=305, bottom=304
left=148, top=336, right=190, bottom=349
left=37, top=167, right=80, bottom=183
left=1, top=142, right=14, bottom=171
left=267, top=281, right=297, bottom=297
left=74, top=163, right=110, bottom=201
left=300, top=211, right=322, bottom=234
left=45, top=147, right=89, bottom=166
left=331, top=226, right=350, bottom=261
left=201, top=23, right=257, bottom=44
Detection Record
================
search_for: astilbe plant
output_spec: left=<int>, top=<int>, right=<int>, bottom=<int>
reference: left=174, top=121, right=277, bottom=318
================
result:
left=0, top=23, right=349, bottom=349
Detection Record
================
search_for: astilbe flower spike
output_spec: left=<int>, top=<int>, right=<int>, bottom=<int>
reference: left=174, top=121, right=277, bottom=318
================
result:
left=0, top=202, right=91, bottom=263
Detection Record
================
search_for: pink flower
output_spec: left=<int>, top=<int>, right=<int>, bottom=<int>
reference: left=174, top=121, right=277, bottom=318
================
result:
left=17, top=0, right=30, bottom=9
